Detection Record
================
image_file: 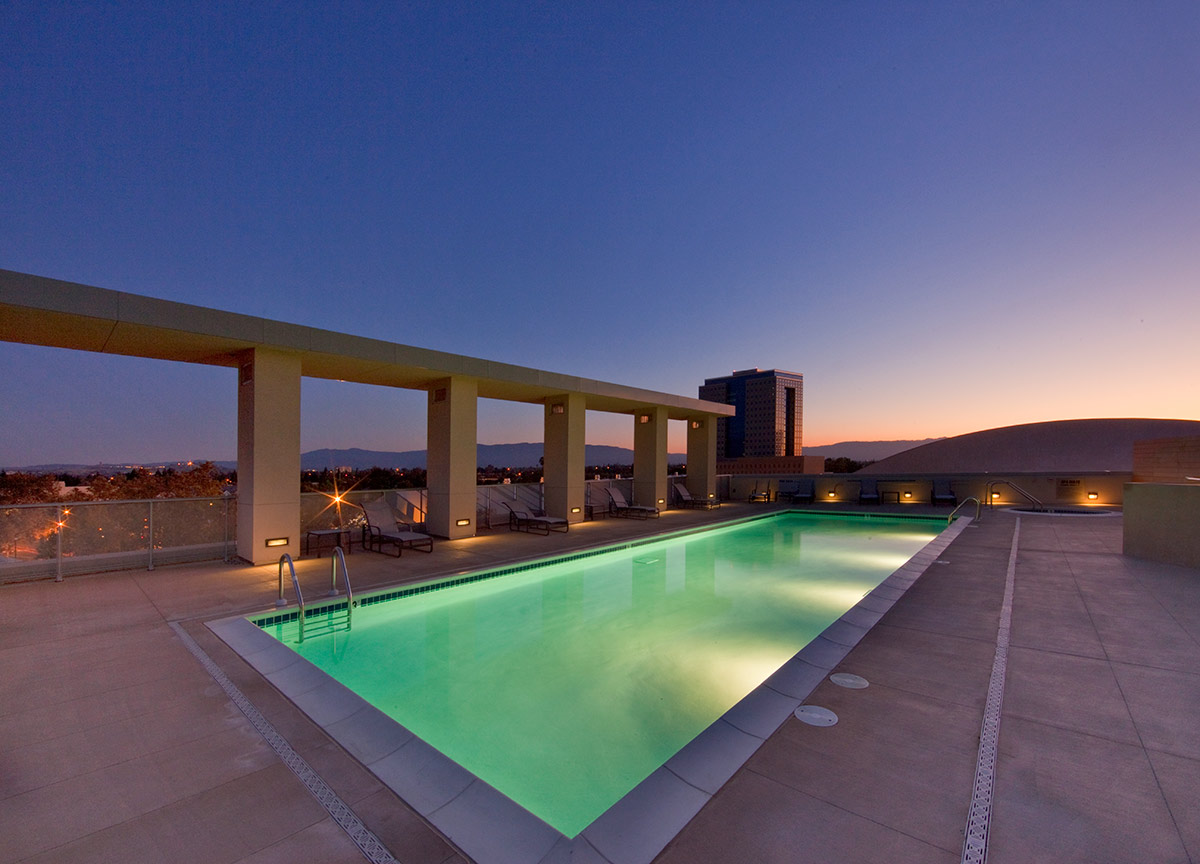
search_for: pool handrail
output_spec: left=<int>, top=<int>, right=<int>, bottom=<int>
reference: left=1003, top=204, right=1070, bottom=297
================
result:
left=328, top=545, right=353, bottom=631
left=948, top=497, right=981, bottom=524
left=277, top=553, right=306, bottom=642
left=985, top=479, right=1046, bottom=511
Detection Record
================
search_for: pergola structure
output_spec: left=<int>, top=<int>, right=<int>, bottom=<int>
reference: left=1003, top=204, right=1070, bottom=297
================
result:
left=0, top=269, right=734, bottom=563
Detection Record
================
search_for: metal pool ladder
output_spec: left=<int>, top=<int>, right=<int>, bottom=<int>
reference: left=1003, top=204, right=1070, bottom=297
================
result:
left=277, top=548, right=355, bottom=643
left=948, top=497, right=982, bottom=524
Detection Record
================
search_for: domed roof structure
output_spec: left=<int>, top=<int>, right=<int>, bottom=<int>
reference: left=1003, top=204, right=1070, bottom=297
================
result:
left=860, top=418, right=1200, bottom=474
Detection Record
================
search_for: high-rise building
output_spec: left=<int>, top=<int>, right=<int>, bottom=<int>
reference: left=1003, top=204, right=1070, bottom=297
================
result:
left=699, top=368, right=822, bottom=474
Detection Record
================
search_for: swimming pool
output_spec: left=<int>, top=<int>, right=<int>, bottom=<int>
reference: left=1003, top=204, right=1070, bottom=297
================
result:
left=259, top=513, right=937, bottom=829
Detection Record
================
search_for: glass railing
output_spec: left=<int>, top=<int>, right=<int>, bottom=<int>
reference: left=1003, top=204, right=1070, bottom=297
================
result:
left=0, top=495, right=237, bottom=583
left=1, top=477, right=731, bottom=582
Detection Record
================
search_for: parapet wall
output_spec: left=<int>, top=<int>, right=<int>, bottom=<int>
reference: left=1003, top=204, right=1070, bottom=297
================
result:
left=1123, top=483, right=1200, bottom=569
left=727, top=472, right=1129, bottom=507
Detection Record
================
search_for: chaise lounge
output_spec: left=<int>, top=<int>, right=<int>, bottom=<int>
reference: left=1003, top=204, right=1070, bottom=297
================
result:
left=674, top=482, right=719, bottom=509
left=931, top=477, right=957, bottom=506
left=777, top=478, right=815, bottom=504
left=606, top=487, right=660, bottom=519
left=501, top=501, right=569, bottom=534
left=359, top=498, right=433, bottom=556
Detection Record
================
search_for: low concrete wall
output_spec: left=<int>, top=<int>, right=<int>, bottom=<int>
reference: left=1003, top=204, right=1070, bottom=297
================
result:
left=728, top=472, right=1129, bottom=507
left=1123, top=483, right=1200, bottom=568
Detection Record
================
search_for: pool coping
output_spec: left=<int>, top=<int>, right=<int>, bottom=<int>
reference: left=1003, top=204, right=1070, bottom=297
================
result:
left=208, top=512, right=972, bottom=864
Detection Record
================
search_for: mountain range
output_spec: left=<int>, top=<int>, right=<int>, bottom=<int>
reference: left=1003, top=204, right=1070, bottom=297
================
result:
left=4, top=439, right=936, bottom=473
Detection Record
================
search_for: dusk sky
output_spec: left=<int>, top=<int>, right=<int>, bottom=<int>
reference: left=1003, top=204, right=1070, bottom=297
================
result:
left=3, top=2, right=1198, bottom=467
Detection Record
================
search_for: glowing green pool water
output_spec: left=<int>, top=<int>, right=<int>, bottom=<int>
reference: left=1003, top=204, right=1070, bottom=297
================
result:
left=261, top=513, right=938, bottom=836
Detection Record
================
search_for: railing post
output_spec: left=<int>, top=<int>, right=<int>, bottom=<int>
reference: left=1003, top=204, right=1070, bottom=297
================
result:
left=55, top=504, right=63, bottom=583
left=222, top=493, right=231, bottom=563
left=147, top=500, right=155, bottom=571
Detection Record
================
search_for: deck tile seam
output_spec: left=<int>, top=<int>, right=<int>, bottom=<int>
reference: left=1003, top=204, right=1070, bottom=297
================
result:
left=0, top=714, right=279, bottom=805
left=1115, top=561, right=1200, bottom=653
left=838, top=678, right=990, bottom=715
left=1106, top=658, right=1200, bottom=679
left=870, top=621, right=1000, bottom=646
left=13, top=761, right=338, bottom=864
left=168, top=621, right=399, bottom=864
left=741, top=764, right=965, bottom=856
left=1054, top=543, right=1195, bottom=862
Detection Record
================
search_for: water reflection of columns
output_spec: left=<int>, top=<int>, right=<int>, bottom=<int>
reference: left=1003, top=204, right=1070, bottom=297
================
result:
left=684, top=542, right=716, bottom=596
left=633, top=549, right=668, bottom=606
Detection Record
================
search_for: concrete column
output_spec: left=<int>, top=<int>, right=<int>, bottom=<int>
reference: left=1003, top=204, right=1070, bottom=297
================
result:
left=686, top=415, right=718, bottom=502
left=544, top=393, right=586, bottom=522
left=236, top=348, right=301, bottom=564
left=427, top=376, right=477, bottom=539
left=633, top=406, right=668, bottom=510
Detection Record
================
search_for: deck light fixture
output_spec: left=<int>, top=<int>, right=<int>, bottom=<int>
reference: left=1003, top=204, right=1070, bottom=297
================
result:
left=991, top=492, right=1001, bottom=500
left=639, top=414, right=650, bottom=424
left=570, top=506, right=581, bottom=514
left=551, top=403, right=565, bottom=415
left=265, top=537, right=289, bottom=548
left=904, top=491, right=912, bottom=499
left=691, top=420, right=702, bottom=429
left=456, top=518, right=471, bottom=527
left=828, top=490, right=836, bottom=498
left=657, top=498, right=665, bottom=505
left=1087, top=492, right=1098, bottom=500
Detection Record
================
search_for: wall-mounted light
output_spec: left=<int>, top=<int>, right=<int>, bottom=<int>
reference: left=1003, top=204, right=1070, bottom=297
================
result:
left=828, top=490, right=836, bottom=498
left=265, top=537, right=289, bottom=548
left=570, top=506, right=581, bottom=514
left=551, top=403, right=565, bottom=415
left=638, top=414, right=650, bottom=424
left=707, top=492, right=715, bottom=498
left=455, top=518, right=471, bottom=527
left=904, top=491, right=912, bottom=499
left=657, top=498, right=665, bottom=505
left=991, top=492, right=1001, bottom=500
left=1087, top=492, right=1098, bottom=500
left=691, top=420, right=703, bottom=429
left=433, top=388, right=447, bottom=403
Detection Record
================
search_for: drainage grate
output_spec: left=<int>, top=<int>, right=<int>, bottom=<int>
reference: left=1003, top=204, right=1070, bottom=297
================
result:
left=960, top=518, right=1020, bottom=864
left=170, top=622, right=397, bottom=864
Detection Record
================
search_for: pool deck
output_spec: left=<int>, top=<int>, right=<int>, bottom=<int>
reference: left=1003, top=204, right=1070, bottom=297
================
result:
left=2, top=504, right=1197, bottom=864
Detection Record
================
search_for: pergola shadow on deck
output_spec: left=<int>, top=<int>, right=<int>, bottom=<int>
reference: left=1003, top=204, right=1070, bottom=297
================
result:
left=1, top=505, right=1196, bottom=864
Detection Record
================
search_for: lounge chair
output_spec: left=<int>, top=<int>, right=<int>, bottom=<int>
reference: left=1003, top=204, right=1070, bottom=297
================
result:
left=778, top=478, right=814, bottom=504
left=857, top=478, right=880, bottom=505
left=748, top=481, right=771, bottom=502
left=605, top=487, right=659, bottom=519
left=501, top=501, right=569, bottom=534
left=359, top=498, right=433, bottom=556
left=674, top=483, right=719, bottom=509
left=932, top=478, right=957, bottom=506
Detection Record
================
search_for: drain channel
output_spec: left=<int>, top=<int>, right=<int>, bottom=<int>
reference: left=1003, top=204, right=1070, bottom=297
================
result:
left=960, top=518, right=1020, bottom=864
left=169, top=622, right=398, bottom=864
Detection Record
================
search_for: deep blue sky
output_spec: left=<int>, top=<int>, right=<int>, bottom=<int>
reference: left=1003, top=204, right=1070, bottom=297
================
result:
left=3, top=2, right=1198, bottom=466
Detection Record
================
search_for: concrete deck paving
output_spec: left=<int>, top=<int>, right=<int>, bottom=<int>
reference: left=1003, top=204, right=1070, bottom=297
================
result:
left=1, top=504, right=1196, bottom=864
